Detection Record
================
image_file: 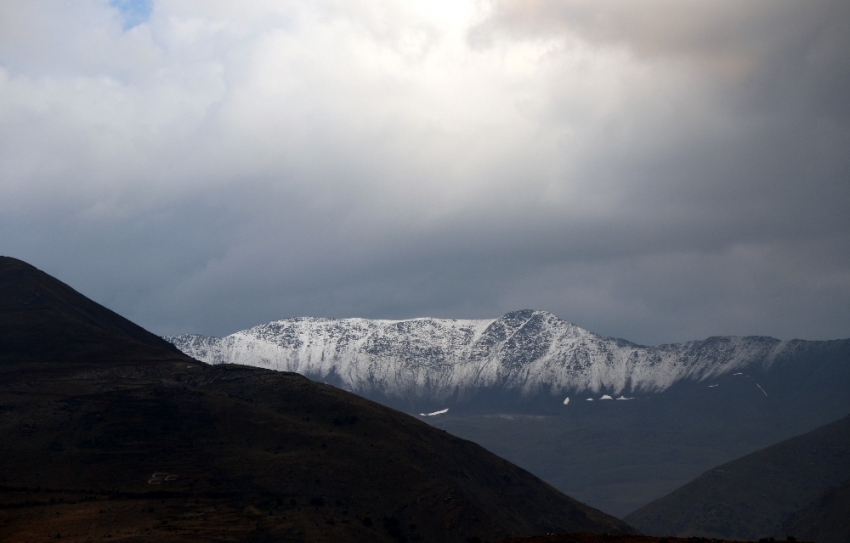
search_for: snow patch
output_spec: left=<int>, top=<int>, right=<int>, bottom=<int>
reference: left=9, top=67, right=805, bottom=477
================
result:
left=420, top=408, right=449, bottom=417
left=563, top=397, right=570, bottom=405
left=600, top=395, right=613, bottom=400
left=615, top=395, right=633, bottom=400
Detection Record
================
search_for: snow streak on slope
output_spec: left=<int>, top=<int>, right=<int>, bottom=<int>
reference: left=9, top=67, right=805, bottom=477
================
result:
left=166, top=310, right=789, bottom=402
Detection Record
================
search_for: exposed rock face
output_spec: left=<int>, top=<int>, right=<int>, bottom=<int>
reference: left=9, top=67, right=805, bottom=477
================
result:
left=167, top=309, right=793, bottom=406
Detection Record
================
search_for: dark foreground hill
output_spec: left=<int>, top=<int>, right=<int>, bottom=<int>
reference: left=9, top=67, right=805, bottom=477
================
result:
left=0, top=256, right=633, bottom=542
left=0, top=257, right=186, bottom=363
left=624, top=413, right=850, bottom=541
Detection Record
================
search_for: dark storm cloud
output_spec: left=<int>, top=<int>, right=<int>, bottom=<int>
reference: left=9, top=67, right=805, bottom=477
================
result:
left=0, top=1, right=848, bottom=345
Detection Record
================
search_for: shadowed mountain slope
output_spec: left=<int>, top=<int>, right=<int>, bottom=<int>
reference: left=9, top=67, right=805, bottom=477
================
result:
left=781, top=478, right=850, bottom=543
left=0, top=256, right=186, bottom=363
left=624, top=414, right=850, bottom=540
left=0, top=257, right=633, bottom=542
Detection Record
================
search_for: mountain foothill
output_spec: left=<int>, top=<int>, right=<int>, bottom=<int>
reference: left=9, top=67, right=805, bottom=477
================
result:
left=625, top=414, right=850, bottom=542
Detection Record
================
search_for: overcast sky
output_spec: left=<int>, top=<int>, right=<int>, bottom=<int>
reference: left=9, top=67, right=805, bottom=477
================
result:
left=1, top=0, right=849, bottom=345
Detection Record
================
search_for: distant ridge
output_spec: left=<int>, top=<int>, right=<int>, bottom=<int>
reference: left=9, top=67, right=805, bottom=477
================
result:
left=624, top=413, right=850, bottom=540
left=0, top=256, right=187, bottom=362
left=166, top=311, right=837, bottom=409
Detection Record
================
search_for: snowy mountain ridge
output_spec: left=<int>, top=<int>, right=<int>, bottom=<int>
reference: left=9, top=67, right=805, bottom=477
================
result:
left=166, top=309, right=793, bottom=404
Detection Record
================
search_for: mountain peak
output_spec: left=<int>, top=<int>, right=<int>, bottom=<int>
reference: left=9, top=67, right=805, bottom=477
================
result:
left=166, top=310, right=793, bottom=410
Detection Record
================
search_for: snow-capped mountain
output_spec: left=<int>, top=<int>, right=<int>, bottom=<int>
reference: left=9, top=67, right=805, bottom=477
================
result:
left=166, top=309, right=849, bottom=517
left=166, top=309, right=794, bottom=406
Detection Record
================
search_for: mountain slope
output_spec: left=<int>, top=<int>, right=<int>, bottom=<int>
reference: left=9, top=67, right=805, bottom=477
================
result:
left=781, top=478, right=850, bottom=543
left=0, top=256, right=186, bottom=363
left=167, top=310, right=800, bottom=410
left=0, top=258, right=633, bottom=542
left=623, top=414, right=850, bottom=539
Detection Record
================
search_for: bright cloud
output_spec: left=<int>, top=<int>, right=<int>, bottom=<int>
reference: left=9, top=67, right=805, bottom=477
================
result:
left=0, top=0, right=848, bottom=344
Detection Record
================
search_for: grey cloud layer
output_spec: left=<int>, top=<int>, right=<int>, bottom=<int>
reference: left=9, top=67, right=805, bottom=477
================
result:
left=1, top=0, right=848, bottom=345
